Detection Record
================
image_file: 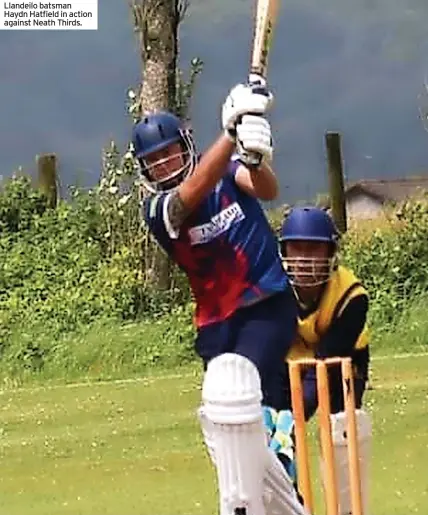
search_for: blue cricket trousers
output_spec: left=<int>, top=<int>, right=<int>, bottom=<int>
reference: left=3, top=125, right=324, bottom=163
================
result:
left=195, top=288, right=298, bottom=410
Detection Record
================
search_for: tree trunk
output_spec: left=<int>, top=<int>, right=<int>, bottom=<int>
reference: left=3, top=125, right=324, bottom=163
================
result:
left=131, top=0, right=182, bottom=289
left=137, top=0, right=178, bottom=114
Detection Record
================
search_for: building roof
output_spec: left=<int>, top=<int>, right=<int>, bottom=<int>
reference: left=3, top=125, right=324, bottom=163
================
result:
left=345, top=176, right=428, bottom=203
left=319, top=175, right=428, bottom=208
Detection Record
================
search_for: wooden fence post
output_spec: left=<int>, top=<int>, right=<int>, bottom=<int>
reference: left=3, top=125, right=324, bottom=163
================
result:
left=37, top=153, right=58, bottom=208
left=325, top=132, right=347, bottom=233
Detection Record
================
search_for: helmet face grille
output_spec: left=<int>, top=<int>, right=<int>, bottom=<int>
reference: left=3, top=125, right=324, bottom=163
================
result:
left=282, top=256, right=336, bottom=287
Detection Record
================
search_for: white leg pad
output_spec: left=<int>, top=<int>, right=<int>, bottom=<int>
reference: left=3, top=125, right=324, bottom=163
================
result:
left=200, top=353, right=309, bottom=515
left=264, top=449, right=310, bottom=515
left=329, top=409, right=372, bottom=515
left=201, top=353, right=267, bottom=515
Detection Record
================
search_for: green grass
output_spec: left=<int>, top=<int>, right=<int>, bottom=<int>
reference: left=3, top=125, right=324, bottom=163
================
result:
left=1, top=291, right=426, bottom=387
left=370, top=292, right=428, bottom=354
left=0, top=355, right=427, bottom=515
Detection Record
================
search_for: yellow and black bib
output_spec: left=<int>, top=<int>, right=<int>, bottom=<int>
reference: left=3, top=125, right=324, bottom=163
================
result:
left=287, top=266, right=369, bottom=361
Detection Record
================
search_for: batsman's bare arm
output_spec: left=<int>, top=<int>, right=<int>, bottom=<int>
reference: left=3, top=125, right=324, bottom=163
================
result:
left=166, top=133, right=235, bottom=231
left=234, top=161, right=279, bottom=201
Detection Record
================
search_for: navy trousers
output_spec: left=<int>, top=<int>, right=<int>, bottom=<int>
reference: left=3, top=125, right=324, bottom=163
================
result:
left=195, top=288, right=298, bottom=410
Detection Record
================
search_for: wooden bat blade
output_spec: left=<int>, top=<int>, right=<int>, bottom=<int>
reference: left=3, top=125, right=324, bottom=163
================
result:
left=250, top=0, right=279, bottom=78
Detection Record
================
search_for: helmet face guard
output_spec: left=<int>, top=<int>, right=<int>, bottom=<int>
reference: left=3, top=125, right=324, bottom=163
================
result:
left=132, top=112, right=197, bottom=194
left=280, top=253, right=336, bottom=288
left=279, top=207, right=339, bottom=288
left=138, top=129, right=197, bottom=194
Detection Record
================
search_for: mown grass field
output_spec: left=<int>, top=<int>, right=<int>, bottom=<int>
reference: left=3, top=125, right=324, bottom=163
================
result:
left=1, top=354, right=427, bottom=515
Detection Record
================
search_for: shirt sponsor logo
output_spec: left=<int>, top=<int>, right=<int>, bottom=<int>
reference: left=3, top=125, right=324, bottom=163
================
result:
left=188, top=202, right=245, bottom=245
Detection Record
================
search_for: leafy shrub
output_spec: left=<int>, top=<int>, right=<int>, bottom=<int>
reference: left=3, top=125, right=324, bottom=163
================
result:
left=0, top=175, right=48, bottom=234
left=341, top=198, right=428, bottom=330
left=1, top=168, right=427, bottom=380
left=0, top=163, right=191, bottom=361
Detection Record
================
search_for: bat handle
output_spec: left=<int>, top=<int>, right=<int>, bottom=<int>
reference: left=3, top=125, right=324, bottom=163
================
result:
left=248, top=72, right=268, bottom=95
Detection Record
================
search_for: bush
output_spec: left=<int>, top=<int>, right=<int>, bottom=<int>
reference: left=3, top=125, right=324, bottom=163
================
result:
left=370, top=291, right=428, bottom=354
left=0, top=171, right=427, bottom=381
left=0, top=175, right=189, bottom=357
left=341, top=198, right=428, bottom=331
left=0, top=175, right=48, bottom=234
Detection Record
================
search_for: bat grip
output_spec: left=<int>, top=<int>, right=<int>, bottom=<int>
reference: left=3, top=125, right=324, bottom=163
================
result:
left=248, top=73, right=269, bottom=95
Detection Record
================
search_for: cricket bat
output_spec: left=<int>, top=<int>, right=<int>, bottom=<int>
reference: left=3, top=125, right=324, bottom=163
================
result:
left=250, top=0, right=279, bottom=83
left=239, top=0, right=279, bottom=167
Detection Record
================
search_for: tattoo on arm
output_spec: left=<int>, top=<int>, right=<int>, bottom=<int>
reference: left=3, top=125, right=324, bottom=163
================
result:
left=166, top=191, right=189, bottom=234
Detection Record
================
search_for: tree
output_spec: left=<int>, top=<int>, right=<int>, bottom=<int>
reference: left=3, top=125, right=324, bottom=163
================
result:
left=129, top=0, right=203, bottom=121
left=129, top=0, right=203, bottom=290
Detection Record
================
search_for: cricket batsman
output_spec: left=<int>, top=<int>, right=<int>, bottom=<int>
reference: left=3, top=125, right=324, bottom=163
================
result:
left=131, top=82, right=308, bottom=515
left=268, top=206, right=372, bottom=515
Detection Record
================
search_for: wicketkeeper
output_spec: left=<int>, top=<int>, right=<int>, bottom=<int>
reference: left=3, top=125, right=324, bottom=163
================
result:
left=267, top=206, right=372, bottom=515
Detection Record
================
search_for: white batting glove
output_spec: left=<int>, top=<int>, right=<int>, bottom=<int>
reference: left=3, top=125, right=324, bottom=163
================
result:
left=222, top=83, right=274, bottom=138
left=236, top=115, right=273, bottom=165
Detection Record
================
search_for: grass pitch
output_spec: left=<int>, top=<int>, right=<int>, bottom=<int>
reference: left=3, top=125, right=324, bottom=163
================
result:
left=1, top=354, right=427, bottom=514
